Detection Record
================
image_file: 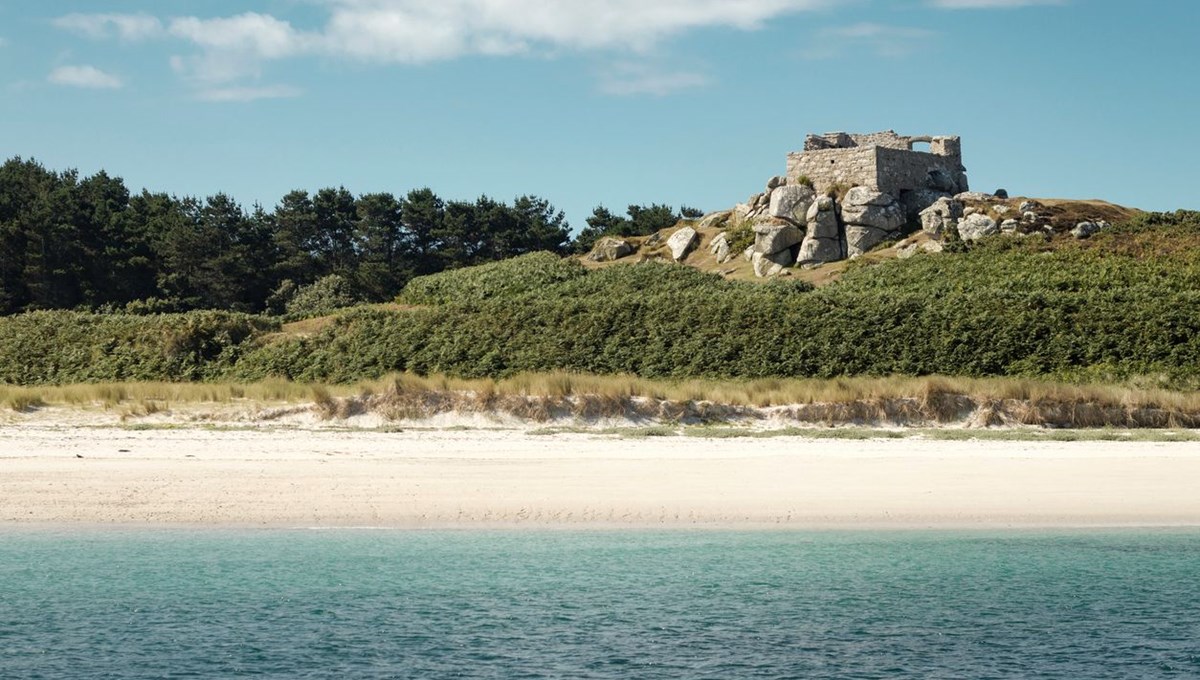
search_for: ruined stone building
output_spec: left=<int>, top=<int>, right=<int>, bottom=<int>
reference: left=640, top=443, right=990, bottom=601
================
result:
left=786, top=130, right=968, bottom=197
left=594, top=130, right=1001, bottom=277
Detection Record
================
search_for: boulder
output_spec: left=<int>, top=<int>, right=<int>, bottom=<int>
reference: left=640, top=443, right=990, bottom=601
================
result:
left=845, top=225, right=891, bottom=257
left=709, top=232, right=732, bottom=263
left=844, top=187, right=894, bottom=207
left=768, top=184, right=816, bottom=226
left=1022, top=211, right=1038, bottom=223
left=753, top=221, right=803, bottom=255
left=955, top=191, right=994, bottom=203
left=958, top=213, right=999, bottom=241
left=994, top=189, right=1009, bottom=199
left=1071, top=220, right=1109, bottom=239
left=734, top=203, right=752, bottom=220
left=805, top=196, right=840, bottom=240
left=1019, top=200, right=1038, bottom=213
left=766, top=175, right=787, bottom=191
left=752, top=248, right=795, bottom=278
left=1000, top=219, right=1020, bottom=234
left=919, top=197, right=963, bottom=236
left=587, top=236, right=634, bottom=262
left=666, top=226, right=698, bottom=261
left=742, top=245, right=755, bottom=262
left=797, top=237, right=842, bottom=265
left=697, top=211, right=732, bottom=230
left=841, top=201, right=905, bottom=233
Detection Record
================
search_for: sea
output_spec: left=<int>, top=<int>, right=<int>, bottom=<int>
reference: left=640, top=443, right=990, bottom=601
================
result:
left=2, top=529, right=1199, bottom=679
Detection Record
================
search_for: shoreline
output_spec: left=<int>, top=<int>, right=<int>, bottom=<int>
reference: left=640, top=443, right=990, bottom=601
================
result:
left=4, top=422, right=1200, bottom=529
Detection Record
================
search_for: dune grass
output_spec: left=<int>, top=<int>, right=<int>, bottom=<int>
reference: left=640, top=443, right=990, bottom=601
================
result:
left=4, top=371, right=1200, bottom=412
left=0, top=380, right=357, bottom=412
left=3, top=371, right=1200, bottom=430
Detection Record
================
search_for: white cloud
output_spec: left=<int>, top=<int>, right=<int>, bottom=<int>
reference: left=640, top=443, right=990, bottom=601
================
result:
left=195, top=84, right=304, bottom=102
left=54, top=1, right=838, bottom=97
left=927, top=0, right=1065, bottom=8
left=48, top=65, right=124, bottom=89
left=53, top=13, right=164, bottom=41
left=598, top=62, right=709, bottom=96
left=168, top=13, right=306, bottom=59
left=316, top=0, right=836, bottom=62
left=803, top=22, right=936, bottom=59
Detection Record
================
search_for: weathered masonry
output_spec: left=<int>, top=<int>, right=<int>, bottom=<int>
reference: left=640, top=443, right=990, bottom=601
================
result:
left=786, top=130, right=968, bottom=197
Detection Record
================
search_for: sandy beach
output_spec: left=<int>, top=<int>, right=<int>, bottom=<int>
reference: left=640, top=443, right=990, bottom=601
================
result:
left=2, top=421, right=1199, bottom=529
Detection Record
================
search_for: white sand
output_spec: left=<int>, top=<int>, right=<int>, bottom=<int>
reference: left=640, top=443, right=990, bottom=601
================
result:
left=2, top=423, right=1199, bottom=528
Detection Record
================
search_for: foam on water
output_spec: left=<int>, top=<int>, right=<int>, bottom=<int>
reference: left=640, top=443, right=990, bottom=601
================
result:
left=2, top=529, right=1199, bottom=678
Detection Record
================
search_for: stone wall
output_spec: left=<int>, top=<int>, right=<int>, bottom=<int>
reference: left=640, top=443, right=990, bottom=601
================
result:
left=788, top=131, right=967, bottom=196
left=787, top=146, right=879, bottom=194
left=874, top=146, right=968, bottom=196
left=804, top=130, right=933, bottom=152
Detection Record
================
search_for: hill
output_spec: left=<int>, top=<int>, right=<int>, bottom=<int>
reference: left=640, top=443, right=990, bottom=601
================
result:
left=579, top=196, right=1140, bottom=288
left=3, top=208, right=1196, bottom=393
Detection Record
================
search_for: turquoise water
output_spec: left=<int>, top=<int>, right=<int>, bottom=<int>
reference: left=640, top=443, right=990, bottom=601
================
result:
left=2, top=530, right=1199, bottom=678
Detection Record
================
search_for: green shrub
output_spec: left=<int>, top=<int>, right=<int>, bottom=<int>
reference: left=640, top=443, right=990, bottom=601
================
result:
left=0, top=311, right=275, bottom=384
left=724, top=222, right=754, bottom=256
left=284, top=275, right=359, bottom=319
left=397, top=252, right=585, bottom=305
left=230, top=212, right=1200, bottom=388
left=6, top=211, right=1200, bottom=389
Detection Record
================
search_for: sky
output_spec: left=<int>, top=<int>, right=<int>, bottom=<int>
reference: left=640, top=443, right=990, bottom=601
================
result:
left=1, top=0, right=1197, bottom=232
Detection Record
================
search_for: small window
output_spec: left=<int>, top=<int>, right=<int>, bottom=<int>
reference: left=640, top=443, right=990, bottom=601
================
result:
left=911, top=141, right=931, bottom=153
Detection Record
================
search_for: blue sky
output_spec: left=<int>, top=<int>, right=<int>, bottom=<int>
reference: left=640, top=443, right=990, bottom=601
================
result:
left=1, top=0, right=1197, bottom=232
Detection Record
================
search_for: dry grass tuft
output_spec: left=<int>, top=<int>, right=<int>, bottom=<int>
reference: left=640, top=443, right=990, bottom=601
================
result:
left=3, top=373, right=1200, bottom=429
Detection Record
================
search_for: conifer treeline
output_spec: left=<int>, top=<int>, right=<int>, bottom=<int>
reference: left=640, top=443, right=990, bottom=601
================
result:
left=0, top=157, right=575, bottom=314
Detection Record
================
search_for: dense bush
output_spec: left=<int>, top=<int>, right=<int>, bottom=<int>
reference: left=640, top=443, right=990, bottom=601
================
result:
left=5, top=211, right=1200, bottom=388
left=0, top=311, right=274, bottom=384
left=282, top=275, right=361, bottom=319
left=397, top=252, right=587, bottom=305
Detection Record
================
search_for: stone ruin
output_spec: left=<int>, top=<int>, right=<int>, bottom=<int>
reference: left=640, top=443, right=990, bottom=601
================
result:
left=706, top=130, right=976, bottom=276
left=589, top=130, right=1108, bottom=273
left=788, top=131, right=968, bottom=197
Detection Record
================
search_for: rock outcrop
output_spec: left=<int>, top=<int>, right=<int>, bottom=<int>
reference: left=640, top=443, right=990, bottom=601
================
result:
left=1071, top=220, right=1109, bottom=239
left=957, top=213, right=999, bottom=241
left=919, top=197, right=963, bottom=236
left=768, top=184, right=816, bottom=226
left=753, top=221, right=803, bottom=255
left=667, top=227, right=698, bottom=261
left=840, top=188, right=904, bottom=257
left=797, top=197, right=844, bottom=266
left=709, top=232, right=733, bottom=263
left=634, top=131, right=1125, bottom=278
left=752, top=249, right=794, bottom=278
left=587, top=236, right=634, bottom=262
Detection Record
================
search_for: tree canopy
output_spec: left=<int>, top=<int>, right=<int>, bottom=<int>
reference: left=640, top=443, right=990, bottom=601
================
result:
left=0, top=157, right=572, bottom=314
